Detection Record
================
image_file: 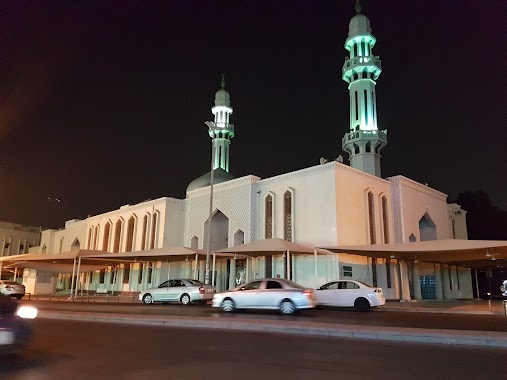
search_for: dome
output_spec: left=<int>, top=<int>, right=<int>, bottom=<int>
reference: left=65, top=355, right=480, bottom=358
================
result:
left=186, top=168, right=235, bottom=194
left=214, top=88, right=231, bottom=107
left=348, top=14, right=372, bottom=37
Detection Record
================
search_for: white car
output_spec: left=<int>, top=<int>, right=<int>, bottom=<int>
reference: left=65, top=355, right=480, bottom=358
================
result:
left=212, top=278, right=317, bottom=315
left=315, top=280, right=385, bottom=311
left=139, top=279, right=216, bottom=305
left=0, top=280, right=26, bottom=300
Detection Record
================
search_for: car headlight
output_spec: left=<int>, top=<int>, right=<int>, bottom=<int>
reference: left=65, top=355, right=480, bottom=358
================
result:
left=16, top=305, right=38, bottom=319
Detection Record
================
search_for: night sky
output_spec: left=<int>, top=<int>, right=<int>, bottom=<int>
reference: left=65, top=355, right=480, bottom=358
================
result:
left=0, top=1, right=504, bottom=229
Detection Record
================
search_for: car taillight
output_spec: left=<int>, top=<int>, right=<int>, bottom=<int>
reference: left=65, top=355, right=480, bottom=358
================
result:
left=303, top=290, right=313, bottom=298
left=199, top=286, right=205, bottom=294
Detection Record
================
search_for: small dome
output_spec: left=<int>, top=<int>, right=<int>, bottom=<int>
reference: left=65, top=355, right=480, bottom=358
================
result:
left=348, top=14, right=372, bottom=37
left=214, top=88, right=231, bottom=107
left=186, top=168, right=235, bottom=194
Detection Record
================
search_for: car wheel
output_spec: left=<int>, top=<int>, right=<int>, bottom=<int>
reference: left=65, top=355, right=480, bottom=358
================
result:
left=354, top=297, right=370, bottom=312
left=181, top=294, right=191, bottom=305
left=280, top=299, right=296, bottom=315
left=221, top=298, right=235, bottom=312
left=142, top=294, right=154, bottom=305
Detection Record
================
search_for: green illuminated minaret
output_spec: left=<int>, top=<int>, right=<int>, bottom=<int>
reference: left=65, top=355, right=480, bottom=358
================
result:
left=341, top=1, right=387, bottom=177
left=210, top=74, right=235, bottom=172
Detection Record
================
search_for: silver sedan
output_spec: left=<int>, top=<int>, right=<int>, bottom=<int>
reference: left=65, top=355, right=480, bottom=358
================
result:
left=139, top=279, right=216, bottom=305
left=212, top=278, right=317, bottom=315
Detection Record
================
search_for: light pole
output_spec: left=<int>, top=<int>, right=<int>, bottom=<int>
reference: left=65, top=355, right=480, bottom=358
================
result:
left=204, top=121, right=216, bottom=285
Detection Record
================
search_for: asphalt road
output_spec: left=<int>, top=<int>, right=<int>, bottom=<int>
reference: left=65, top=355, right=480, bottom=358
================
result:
left=1, top=319, right=506, bottom=380
left=20, top=300, right=507, bottom=332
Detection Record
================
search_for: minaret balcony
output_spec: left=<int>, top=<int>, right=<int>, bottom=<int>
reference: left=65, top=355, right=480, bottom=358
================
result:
left=342, top=129, right=387, bottom=146
left=209, top=123, right=235, bottom=138
left=342, top=55, right=381, bottom=80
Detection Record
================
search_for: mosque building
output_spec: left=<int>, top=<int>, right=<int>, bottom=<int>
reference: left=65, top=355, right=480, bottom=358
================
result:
left=2, top=4, right=472, bottom=301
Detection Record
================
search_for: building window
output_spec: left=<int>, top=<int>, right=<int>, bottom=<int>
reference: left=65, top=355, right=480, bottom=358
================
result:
left=141, top=215, right=148, bottom=250
left=99, top=269, right=105, bottom=284
left=365, top=141, right=371, bottom=153
left=113, top=219, right=123, bottom=253
left=284, top=191, right=292, bottom=242
left=125, top=216, right=135, bottom=252
left=265, top=195, right=273, bottom=239
left=103, top=222, right=111, bottom=252
left=87, top=228, right=93, bottom=249
left=150, top=213, right=158, bottom=249
left=368, top=192, right=376, bottom=244
left=382, top=196, right=389, bottom=244
left=93, top=226, right=100, bottom=250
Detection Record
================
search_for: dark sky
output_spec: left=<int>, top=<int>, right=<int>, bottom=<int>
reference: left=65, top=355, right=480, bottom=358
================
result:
left=0, top=0, right=505, bottom=229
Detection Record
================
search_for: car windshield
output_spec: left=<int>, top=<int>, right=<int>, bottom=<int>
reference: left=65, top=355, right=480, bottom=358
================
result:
left=186, top=280, right=204, bottom=286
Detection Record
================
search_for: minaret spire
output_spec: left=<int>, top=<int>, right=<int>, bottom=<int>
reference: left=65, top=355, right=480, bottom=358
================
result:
left=355, top=0, right=362, bottom=14
left=207, top=74, right=235, bottom=172
left=341, top=5, right=387, bottom=177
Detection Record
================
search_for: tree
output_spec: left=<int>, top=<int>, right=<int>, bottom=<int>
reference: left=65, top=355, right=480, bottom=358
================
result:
left=453, top=190, right=507, bottom=240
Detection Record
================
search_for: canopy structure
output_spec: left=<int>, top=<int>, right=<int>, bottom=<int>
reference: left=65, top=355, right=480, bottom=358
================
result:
left=319, top=239, right=507, bottom=267
left=216, top=238, right=323, bottom=256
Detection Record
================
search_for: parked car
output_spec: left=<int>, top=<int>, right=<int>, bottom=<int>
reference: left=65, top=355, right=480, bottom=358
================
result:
left=139, top=279, right=216, bottom=305
left=212, top=278, right=317, bottom=315
left=315, top=280, right=385, bottom=311
left=0, top=280, right=25, bottom=300
left=0, top=294, right=38, bottom=355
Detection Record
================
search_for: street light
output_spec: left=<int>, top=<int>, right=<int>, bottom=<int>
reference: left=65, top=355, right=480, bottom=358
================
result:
left=204, top=120, right=217, bottom=285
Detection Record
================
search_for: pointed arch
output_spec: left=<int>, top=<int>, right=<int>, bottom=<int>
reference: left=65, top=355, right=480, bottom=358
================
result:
left=419, top=213, right=437, bottom=241
left=71, top=238, right=80, bottom=251
left=367, top=191, right=376, bottom=244
left=381, top=196, right=389, bottom=244
left=233, top=230, right=244, bottom=246
left=141, top=213, right=150, bottom=250
left=125, top=215, right=137, bottom=252
left=150, top=211, right=160, bottom=249
left=409, top=233, right=417, bottom=242
left=190, top=235, right=199, bottom=250
left=93, top=225, right=100, bottom=250
left=102, top=221, right=112, bottom=252
left=113, top=218, right=124, bottom=253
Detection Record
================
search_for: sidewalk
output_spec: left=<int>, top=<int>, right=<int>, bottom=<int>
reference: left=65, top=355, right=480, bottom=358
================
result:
left=382, top=299, right=506, bottom=315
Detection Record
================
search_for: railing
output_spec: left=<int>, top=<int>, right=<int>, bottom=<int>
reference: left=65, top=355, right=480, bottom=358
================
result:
left=343, top=55, right=382, bottom=71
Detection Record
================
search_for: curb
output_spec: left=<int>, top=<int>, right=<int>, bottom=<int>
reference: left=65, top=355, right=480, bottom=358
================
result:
left=38, top=310, right=507, bottom=348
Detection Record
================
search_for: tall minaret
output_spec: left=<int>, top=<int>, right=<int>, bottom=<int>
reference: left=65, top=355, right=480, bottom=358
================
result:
left=341, top=1, right=387, bottom=177
left=209, top=74, right=235, bottom=172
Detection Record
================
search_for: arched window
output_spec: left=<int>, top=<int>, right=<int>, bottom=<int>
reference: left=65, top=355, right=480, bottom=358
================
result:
left=265, top=195, right=273, bottom=239
left=284, top=191, right=292, bottom=242
left=113, top=219, right=123, bottom=253
left=191, top=236, right=199, bottom=250
left=103, top=222, right=111, bottom=252
left=367, top=192, right=376, bottom=244
left=141, top=214, right=149, bottom=250
left=87, top=227, right=93, bottom=249
left=71, top=238, right=80, bottom=251
left=93, top=226, right=100, bottom=250
left=125, top=215, right=136, bottom=252
left=419, top=213, right=437, bottom=241
left=382, top=196, right=389, bottom=244
left=150, top=212, right=158, bottom=249
left=59, top=237, right=64, bottom=253
left=365, top=141, right=371, bottom=153
left=234, top=230, right=244, bottom=246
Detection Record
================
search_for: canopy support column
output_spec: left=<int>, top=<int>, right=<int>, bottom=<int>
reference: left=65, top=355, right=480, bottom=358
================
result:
left=194, top=253, right=198, bottom=280
left=69, top=258, right=77, bottom=300
left=74, top=257, right=82, bottom=299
